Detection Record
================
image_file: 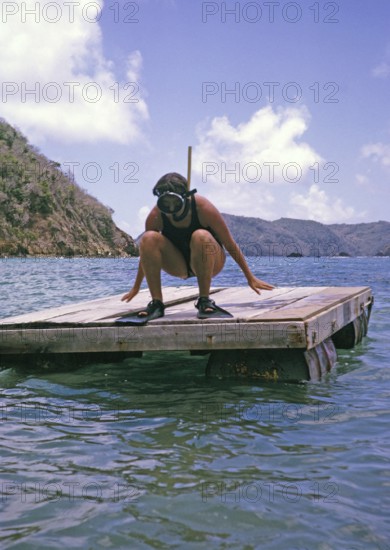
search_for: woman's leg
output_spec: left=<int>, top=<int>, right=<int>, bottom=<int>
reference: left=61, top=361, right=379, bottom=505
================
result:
left=189, top=229, right=226, bottom=298
left=139, top=231, right=189, bottom=302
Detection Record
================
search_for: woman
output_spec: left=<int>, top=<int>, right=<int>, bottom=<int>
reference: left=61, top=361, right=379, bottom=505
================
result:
left=121, top=172, right=274, bottom=323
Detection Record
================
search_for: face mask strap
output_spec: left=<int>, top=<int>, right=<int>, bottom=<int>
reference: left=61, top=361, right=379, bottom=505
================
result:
left=153, top=187, right=197, bottom=198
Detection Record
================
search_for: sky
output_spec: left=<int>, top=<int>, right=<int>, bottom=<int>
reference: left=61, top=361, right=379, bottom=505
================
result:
left=0, top=0, right=389, bottom=237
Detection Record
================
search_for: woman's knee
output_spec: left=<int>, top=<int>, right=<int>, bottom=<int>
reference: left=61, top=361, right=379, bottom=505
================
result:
left=190, top=230, right=224, bottom=267
left=191, top=229, right=212, bottom=244
left=190, top=229, right=218, bottom=255
left=139, top=231, right=164, bottom=252
left=190, top=229, right=218, bottom=250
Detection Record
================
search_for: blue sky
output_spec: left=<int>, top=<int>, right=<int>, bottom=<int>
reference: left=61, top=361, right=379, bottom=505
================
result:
left=1, top=0, right=389, bottom=236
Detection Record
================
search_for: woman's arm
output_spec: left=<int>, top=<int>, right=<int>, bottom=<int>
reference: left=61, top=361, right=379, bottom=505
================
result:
left=121, top=262, right=144, bottom=302
left=197, top=196, right=275, bottom=294
left=121, top=207, right=162, bottom=302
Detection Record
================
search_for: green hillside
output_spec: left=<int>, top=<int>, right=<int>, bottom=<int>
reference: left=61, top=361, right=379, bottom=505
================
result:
left=0, top=119, right=138, bottom=257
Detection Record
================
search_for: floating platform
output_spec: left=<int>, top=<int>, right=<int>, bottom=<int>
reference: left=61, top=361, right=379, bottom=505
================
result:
left=0, top=286, right=373, bottom=381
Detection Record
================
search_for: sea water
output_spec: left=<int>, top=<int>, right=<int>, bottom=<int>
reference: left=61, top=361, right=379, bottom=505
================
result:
left=0, top=256, right=389, bottom=549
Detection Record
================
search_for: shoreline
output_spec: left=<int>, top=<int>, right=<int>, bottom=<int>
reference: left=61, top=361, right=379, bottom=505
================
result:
left=1, top=253, right=388, bottom=260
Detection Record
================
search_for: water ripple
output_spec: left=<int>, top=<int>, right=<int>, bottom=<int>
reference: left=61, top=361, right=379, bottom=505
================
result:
left=0, top=258, right=389, bottom=548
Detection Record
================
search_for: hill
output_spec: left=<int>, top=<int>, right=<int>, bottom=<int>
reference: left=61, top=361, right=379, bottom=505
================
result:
left=222, top=214, right=390, bottom=257
left=0, top=119, right=138, bottom=257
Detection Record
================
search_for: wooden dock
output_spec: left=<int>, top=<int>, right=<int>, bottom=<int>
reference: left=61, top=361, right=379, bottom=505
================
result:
left=0, top=286, right=373, bottom=381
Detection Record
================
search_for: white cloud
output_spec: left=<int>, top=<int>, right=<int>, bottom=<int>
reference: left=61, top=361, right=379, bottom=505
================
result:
left=126, top=51, right=143, bottom=82
left=372, top=44, right=390, bottom=79
left=138, top=205, right=150, bottom=224
left=361, top=142, right=390, bottom=167
left=355, top=173, right=370, bottom=186
left=0, top=0, right=148, bottom=144
left=372, top=62, right=390, bottom=79
left=116, top=220, right=133, bottom=234
left=192, top=105, right=323, bottom=218
left=131, top=206, right=150, bottom=236
left=116, top=205, right=149, bottom=237
left=288, top=184, right=357, bottom=223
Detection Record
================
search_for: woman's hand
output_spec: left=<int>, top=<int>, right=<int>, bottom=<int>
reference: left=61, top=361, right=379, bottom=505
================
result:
left=247, top=275, right=275, bottom=294
left=121, top=263, right=144, bottom=303
left=121, top=286, right=139, bottom=303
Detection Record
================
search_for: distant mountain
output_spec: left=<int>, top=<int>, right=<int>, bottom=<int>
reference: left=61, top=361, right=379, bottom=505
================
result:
left=222, top=214, right=390, bottom=257
left=0, top=120, right=138, bottom=257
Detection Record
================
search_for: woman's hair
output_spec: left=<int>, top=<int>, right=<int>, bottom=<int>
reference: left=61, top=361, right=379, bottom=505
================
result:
left=153, top=172, right=188, bottom=196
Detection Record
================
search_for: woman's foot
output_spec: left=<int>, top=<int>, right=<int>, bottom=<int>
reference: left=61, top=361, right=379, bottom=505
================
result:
left=195, top=296, right=233, bottom=319
left=116, top=299, right=165, bottom=325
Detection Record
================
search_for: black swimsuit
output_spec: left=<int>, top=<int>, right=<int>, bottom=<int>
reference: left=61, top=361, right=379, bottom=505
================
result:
left=161, top=196, right=222, bottom=277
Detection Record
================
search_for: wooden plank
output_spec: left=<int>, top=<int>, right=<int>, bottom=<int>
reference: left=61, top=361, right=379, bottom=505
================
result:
left=0, top=286, right=312, bottom=326
left=65, top=286, right=299, bottom=325
left=0, top=293, right=128, bottom=324
left=49, top=286, right=207, bottom=324
left=241, top=287, right=328, bottom=320
left=0, top=296, right=119, bottom=324
left=256, top=287, right=371, bottom=321
left=144, top=286, right=302, bottom=325
left=305, top=287, right=372, bottom=349
left=146, top=287, right=327, bottom=325
left=0, top=286, right=223, bottom=325
left=0, top=320, right=307, bottom=355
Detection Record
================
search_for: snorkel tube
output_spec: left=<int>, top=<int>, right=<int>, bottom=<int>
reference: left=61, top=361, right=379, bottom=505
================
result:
left=153, top=171, right=197, bottom=221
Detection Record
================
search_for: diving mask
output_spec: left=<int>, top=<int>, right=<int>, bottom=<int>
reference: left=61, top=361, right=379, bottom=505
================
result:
left=154, top=188, right=197, bottom=216
left=156, top=191, right=185, bottom=214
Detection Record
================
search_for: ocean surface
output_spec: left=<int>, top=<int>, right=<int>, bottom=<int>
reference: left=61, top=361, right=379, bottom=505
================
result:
left=0, top=256, right=389, bottom=550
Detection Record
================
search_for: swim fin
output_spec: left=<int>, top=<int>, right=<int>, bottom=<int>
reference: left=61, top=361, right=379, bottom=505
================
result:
left=195, top=297, right=233, bottom=319
left=115, top=299, right=165, bottom=325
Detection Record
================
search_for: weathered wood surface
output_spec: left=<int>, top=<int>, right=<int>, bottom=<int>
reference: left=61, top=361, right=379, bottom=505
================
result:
left=0, top=286, right=207, bottom=325
left=0, top=286, right=373, bottom=356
